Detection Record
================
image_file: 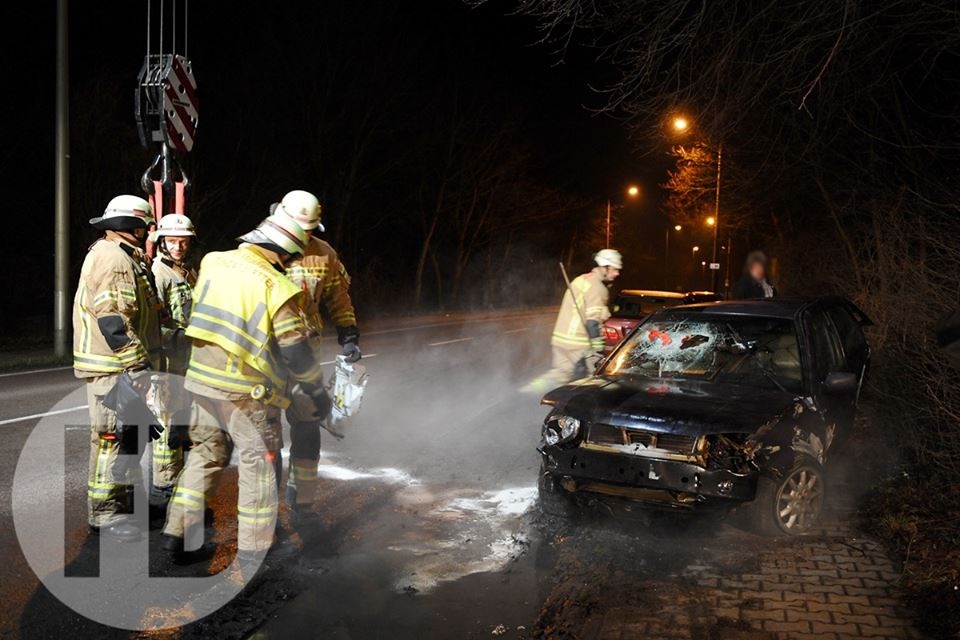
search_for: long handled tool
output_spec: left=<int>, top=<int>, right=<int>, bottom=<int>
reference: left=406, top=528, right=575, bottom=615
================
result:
left=559, top=262, right=590, bottom=335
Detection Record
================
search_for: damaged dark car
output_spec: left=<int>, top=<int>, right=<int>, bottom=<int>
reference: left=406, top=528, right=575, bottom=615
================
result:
left=538, top=297, right=871, bottom=535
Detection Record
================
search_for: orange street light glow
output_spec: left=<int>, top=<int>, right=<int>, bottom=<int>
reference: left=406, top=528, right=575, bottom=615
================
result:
left=693, top=246, right=700, bottom=252
left=706, top=216, right=716, bottom=226
left=674, top=225, right=682, bottom=231
left=672, top=117, right=689, bottom=132
left=627, top=185, right=640, bottom=197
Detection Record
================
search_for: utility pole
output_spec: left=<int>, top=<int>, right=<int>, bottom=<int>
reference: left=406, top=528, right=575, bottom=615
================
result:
left=605, top=199, right=611, bottom=247
left=711, top=142, right=723, bottom=293
left=54, top=0, right=70, bottom=358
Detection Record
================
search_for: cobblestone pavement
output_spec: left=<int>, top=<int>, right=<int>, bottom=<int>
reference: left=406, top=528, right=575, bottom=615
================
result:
left=533, top=505, right=923, bottom=640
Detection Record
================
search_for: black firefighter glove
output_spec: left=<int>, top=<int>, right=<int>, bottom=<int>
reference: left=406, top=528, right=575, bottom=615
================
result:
left=299, top=382, right=333, bottom=421
left=103, top=372, right=163, bottom=447
left=165, top=407, right=193, bottom=450
left=337, top=325, right=361, bottom=363
left=586, top=319, right=605, bottom=353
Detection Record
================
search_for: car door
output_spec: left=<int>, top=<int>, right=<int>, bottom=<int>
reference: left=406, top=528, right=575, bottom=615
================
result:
left=805, top=306, right=859, bottom=439
left=825, top=302, right=871, bottom=390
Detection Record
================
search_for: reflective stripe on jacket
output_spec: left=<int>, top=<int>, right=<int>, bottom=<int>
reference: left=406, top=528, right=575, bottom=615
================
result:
left=550, top=270, right=611, bottom=349
left=185, top=246, right=303, bottom=393
left=73, top=236, right=162, bottom=377
left=153, top=257, right=197, bottom=329
left=285, top=237, right=357, bottom=335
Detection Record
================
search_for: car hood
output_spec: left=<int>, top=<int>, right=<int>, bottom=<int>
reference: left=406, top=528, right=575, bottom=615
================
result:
left=542, top=376, right=797, bottom=437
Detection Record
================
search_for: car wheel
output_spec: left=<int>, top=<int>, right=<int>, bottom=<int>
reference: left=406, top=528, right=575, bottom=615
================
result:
left=751, top=457, right=826, bottom=536
left=537, top=462, right=578, bottom=519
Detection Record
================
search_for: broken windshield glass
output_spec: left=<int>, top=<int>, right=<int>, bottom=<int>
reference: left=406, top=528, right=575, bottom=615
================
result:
left=603, top=312, right=803, bottom=393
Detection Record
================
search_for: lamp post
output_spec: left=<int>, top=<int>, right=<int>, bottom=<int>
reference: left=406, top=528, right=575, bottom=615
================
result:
left=671, top=116, right=723, bottom=292
left=606, top=185, right=640, bottom=247
left=664, top=224, right=681, bottom=289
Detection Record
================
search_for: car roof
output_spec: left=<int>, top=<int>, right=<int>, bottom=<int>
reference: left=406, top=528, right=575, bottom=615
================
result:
left=618, top=289, right=686, bottom=299
left=665, top=296, right=846, bottom=320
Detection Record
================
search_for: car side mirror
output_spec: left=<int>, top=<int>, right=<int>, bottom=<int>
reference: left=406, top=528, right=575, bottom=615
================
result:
left=823, top=371, right=857, bottom=394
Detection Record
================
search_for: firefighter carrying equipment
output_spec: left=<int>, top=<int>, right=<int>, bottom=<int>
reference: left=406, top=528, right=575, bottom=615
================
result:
left=89, top=195, right=155, bottom=231
left=551, top=270, right=612, bottom=350
left=237, top=212, right=309, bottom=257
left=277, top=190, right=324, bottom=232
left=73, top=236, right=163, bottom=378
left=184, top=245, right=312, bottom=398
left=594, top=248, right=623, bottom=270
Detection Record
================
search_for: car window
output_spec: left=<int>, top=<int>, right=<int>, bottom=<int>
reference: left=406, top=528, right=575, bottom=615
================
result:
left=613, top=295, right=683, bottom=318
left=603, top=312, right=804, bottom=393
left=809, top=311, right=844, bottom=382
left=826, top=306, right=867, bottom=360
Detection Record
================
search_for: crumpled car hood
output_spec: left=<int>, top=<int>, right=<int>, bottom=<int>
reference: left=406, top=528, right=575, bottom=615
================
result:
left=542, top=376, right=797, bottom=437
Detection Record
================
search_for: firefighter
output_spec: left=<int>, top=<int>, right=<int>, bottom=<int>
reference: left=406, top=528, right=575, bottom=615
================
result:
left=272, top=190, right=360, bottom=520
left=522, top=249, right=623, bottom=394
left=161, top=212, right=328, bottom=562
left=148, top=213, right=198, bottom=512
left=73, top=195, right=162, bottom=541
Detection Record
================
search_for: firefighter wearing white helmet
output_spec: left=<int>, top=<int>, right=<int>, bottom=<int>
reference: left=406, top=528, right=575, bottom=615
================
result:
left=148, top=213, right=199, bottom=512
left=272, top=190, right=359, bottom=522
left=73, top=195, right=163, bottom=541
left=521, top=249, right=623, bottom=394
left=162, top=212, right=328, bottom=561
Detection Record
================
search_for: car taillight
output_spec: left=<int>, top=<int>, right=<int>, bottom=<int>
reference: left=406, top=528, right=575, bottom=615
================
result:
left=604, top=326, right=620, bottom=341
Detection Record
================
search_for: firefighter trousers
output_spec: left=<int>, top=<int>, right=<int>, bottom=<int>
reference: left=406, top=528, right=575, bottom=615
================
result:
left=163, top=395, right=283, bottom=552
left=85, top=376, right=135, bottom=527
left=521, top=344, right=590, bottom=394
left=150, top=375, right=187, bottom=490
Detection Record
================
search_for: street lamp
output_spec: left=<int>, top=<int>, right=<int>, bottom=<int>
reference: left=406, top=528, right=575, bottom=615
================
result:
left=669, top=114, right=723, bottom=292
left=606, top=185, right=640, bottom=247
left=664, top=224, right=682, bottom=289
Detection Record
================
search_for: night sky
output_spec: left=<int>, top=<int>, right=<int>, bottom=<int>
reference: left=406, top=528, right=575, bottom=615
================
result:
left=3, top=0, right=709, bottom=337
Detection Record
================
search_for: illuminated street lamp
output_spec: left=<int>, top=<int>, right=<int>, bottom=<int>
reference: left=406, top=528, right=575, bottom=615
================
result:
left=606, top=185, right=641, bottom=247
left=664, top=224, right=683, bottom=288
left=669, top=114, right=723, bottom=292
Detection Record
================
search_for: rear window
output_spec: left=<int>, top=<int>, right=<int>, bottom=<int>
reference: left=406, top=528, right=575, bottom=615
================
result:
left=612, top=295, right=684, bottom=318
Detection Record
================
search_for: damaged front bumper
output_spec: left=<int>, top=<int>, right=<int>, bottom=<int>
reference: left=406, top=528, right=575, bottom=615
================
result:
left=540, top=445, right=757, bottom=509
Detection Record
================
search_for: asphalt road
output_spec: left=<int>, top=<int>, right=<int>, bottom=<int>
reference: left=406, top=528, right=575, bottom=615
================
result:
left=0, top=310, right=556, bottom=639
left=0, top=310, right=922, bottom=640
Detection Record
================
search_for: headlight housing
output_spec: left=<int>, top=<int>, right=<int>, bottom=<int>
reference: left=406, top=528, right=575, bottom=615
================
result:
left=542, top=414, right=581, bottom=446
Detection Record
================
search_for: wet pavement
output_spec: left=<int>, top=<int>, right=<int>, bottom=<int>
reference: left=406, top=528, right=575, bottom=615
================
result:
left=0, top=311, right=924, bottom=639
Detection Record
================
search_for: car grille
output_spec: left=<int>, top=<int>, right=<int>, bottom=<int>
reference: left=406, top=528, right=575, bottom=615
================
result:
left=586, top=423, right=699, bottom=455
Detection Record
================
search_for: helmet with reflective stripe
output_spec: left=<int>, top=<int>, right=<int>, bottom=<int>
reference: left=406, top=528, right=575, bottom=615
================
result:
left=237, top=212, right=309, bottom=256
left=594, top=248, right=623, bottom=269
left=89, top=195, right=155, bottom=230
left=154, top=213, right=196, bottom=238
left=276, top=190, right=324, bottom=232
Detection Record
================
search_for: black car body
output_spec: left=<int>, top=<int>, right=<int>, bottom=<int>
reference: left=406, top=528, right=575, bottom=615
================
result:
left=538, top=297, right=871, bottom=534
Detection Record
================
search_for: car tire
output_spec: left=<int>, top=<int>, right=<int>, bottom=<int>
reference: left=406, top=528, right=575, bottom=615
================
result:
left=750, top=456, right=826, bottom=536
left=537, top=462, right=578, bottom=519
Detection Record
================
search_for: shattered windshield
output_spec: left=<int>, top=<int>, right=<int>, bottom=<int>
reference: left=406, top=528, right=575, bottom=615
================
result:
left=603, top=312, right=804, bottom=393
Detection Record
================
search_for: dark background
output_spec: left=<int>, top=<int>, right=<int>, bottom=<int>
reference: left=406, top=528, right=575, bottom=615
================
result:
left=3, top=0, right=717, bottom=339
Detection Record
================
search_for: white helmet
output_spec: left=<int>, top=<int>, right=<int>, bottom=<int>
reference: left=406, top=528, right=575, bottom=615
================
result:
left=154, top=213, right=196, bottom=238
left=594, top=248, right=623, bottom=269
left=237, top=212, right=309, bottom=256
left=89, top=195, right=154, bottom=230
left=276, top=190, right=324, bottom=232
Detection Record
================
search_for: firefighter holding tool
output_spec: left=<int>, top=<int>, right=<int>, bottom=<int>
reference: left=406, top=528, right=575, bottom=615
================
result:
left=161, top=212, right=327, bottom=563
left=272, top=190, right=361, bottom=522
left=521, top=249, right=622, bottom=394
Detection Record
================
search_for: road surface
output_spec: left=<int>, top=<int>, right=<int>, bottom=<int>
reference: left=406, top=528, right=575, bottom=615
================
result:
left=0, top=311, right=923, bottom=639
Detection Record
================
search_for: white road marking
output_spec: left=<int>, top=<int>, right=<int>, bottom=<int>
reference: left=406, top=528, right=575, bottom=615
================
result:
left=503, top=327, right=529, bottom=334
left=0, top=365, right=72, bottom=379
left=0, top=404, right=89, bottom=426
left=318, top=353, right=377, bottom=366
left=427, top=337, right=474, bottom=347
